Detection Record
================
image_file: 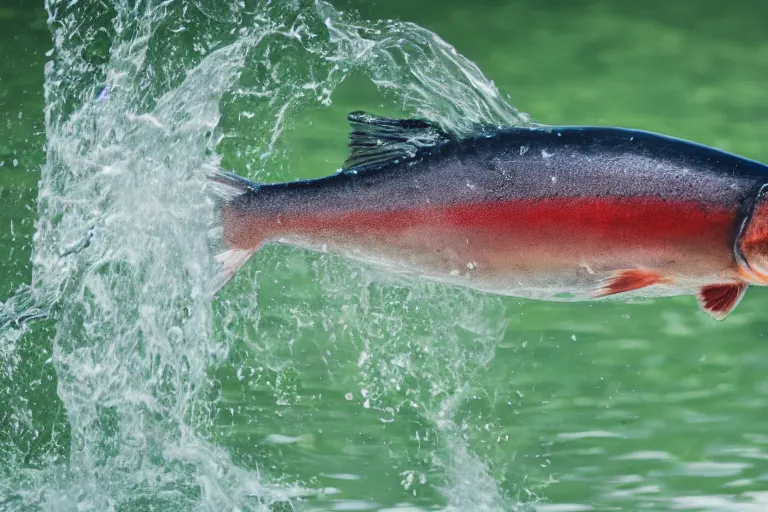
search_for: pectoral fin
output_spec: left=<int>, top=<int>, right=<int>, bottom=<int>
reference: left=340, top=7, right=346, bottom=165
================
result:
left=697, top=282, right=748, bottom=320
left=596, top=269, right=667, bottom=297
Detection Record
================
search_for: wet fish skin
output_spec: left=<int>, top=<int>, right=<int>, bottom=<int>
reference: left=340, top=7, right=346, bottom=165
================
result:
left=214, top=113, right=768, bottom=319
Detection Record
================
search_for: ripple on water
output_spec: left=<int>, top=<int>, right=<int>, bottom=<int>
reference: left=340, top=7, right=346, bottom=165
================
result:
left=679, top=461, right=751, bottom=478
left=556, top=430, right=623, bottom=441
left=615, top=450, right=676, bottom=461
left=670, top=491, right=768, bottom=511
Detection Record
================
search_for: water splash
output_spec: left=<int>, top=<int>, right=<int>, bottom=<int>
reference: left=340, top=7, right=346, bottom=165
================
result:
left=318, top=1, right=528, bottom=137
left=0, top=0, right=531, bottom=510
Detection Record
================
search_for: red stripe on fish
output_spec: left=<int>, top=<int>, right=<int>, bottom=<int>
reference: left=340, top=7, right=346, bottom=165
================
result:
left=255, top=196, right=737, bottom=249
left=222, top=196, right=740, bottom=292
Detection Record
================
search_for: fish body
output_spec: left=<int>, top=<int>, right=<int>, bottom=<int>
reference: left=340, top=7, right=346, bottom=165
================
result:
left=213, top=113, right=768, bottom=319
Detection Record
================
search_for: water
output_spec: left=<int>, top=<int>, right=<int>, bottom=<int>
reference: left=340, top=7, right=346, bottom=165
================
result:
left=2, top=1, right=768, bottom=511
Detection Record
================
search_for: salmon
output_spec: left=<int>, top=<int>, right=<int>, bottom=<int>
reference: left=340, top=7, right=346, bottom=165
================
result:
left=211, top=112, right=768, bottom=320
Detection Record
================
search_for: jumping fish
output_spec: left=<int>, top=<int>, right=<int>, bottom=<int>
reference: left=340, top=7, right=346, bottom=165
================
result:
left=211, top=112, right=768, bottom=320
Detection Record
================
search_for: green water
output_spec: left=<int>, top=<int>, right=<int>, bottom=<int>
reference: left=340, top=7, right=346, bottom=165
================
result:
left=3, top=1, right=768, bottom=511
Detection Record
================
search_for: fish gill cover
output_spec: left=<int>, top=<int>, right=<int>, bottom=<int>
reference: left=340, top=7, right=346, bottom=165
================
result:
left=0, top=0, right=536, bottom=511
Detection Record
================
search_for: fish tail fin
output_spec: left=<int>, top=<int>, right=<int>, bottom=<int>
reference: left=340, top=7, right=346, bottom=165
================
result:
left=206, top=166, right=265, bottom=291
left=207, top=165, right=261, bottom=202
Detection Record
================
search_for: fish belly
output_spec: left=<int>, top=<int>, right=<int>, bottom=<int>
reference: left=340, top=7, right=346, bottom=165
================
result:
left=273, top=196, right=740, bottom=300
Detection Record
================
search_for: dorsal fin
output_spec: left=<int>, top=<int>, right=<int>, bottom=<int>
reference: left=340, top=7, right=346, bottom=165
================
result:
left=343, top=111, right=450, bottom=172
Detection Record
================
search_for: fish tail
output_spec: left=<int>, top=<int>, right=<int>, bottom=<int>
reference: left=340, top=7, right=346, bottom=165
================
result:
left=207, top=167, right=265, bottom=291
left=207, top=166, right=261, bottom=202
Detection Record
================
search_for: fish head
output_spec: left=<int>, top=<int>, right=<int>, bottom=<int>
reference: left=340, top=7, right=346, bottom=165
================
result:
left=737, top=185, right=768, bottom=284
